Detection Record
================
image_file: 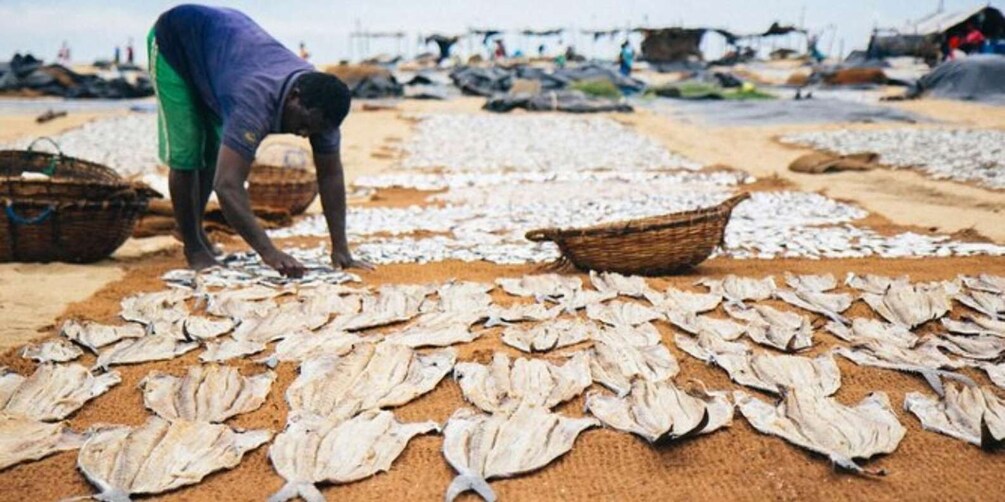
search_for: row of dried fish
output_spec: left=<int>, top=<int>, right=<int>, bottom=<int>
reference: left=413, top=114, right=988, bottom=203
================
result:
left=353, top=169, right=750, bottom=192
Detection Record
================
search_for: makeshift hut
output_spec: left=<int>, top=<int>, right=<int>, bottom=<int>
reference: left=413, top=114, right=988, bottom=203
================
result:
left=867, top=5, right=1005, bottom=64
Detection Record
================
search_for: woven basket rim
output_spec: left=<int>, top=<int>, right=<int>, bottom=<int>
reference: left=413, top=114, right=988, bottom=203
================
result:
left=0, top=149, right=122, bottom=180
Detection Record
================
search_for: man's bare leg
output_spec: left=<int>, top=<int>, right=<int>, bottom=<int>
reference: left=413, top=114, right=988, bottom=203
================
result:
left=195, top=169, right=222, bottom=256
left=169, top=169, right=219, bottom=269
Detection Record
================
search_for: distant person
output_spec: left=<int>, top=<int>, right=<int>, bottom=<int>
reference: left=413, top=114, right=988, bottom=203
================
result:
left=538, top=44, right=546, bottom=57
left=565, top=45, right=577, bottom=62
left=493, top=39, right=507, bottom=60
left=961, top=24, right=986, bottom=54
left=57, top=41, right=71, bottom=65
left=299, top=41, right=310, bottom=60
left=126, top=38, right=135, bottom=64
left=148, top=5, right=371, bottom=275
left=618, top=41, right=634, bottom=76
left=113, top=46, right=121, bottom=65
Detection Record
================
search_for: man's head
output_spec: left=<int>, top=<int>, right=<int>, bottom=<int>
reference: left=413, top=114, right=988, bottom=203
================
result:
left=282, top=72, right=351, bottom=137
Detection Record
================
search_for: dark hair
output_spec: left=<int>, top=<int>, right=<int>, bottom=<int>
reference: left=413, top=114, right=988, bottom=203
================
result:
left=295, top=72, right=351, bottom=127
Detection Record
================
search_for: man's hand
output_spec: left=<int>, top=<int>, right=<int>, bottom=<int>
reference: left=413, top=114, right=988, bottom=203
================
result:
left=263, top=250, right=306, bottom=278
left=332, top=249, right=375, bottom=271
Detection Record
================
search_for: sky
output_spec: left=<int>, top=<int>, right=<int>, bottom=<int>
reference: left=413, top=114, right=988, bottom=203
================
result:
left=0, top=0, right=1000, bottom=64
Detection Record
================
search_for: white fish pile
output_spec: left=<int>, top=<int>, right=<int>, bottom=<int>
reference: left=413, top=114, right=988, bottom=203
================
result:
left=162, top=247, right=362, bottom=288
left=354, top=169, right=750, bottom=192
left=781, top=128, right=1005, bottom=190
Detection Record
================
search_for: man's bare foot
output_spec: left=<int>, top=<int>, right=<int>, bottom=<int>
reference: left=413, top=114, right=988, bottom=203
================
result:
left=185, top=248, right=221, bottom=270
left=197, top=228, right=224, bottom=256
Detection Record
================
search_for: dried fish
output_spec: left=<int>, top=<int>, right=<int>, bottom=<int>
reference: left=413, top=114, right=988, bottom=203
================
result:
left=735, top=389, right=905, bottom=474
left=774, top=289, right=852, bottom=324
left=454, top=352, right=591, bottom=413
left=436, top=281, right=494, bottom=312
left=496, top=274, right=582, bottom=300
left=140, top=365, right=275, bottom=423
left=260, top=329, right=363, bottom=367
left=597, top=322, right=663, bottom=347
left=384, top=311, right=485, bottom=348
left=120, top=289, right=190, bottom=325
left=586, top=300, right=660, bottom=327
left=844, top=273, right=910, bottom=295
left=589, top=271, right=649, bottom=298
left=200, top=338, right=268, bottom=363
left=862, top=284, right=953, bottom=329
left=644, top=287, right=721, bottom=314
left=725, top=304, right=813, bottom=352
left=956, top=290, right=1005, bottom=320
left=697, top=275, right=776, bottom=304
left=484, top=303, right=560, bottom=328
left=183, top=316, right=236, bottom=340
left=20, top=339, right=83, bottom=363
left=904, top=382, right=1005, bottom=449
left=60, top=320, right=145, bottom=352
left=95, top=336, right=198, bottom=370
left=589, top=330, right=678, bottom=396
left=286, top=343, right=455, bottom=420
left=501, top=319, right=599, bottom=353
left=941, top=315, right=1005, bottom=337
left=233, top=302, right=328, bottom=344
left=675, top=333, right=841, bottom=396
left=666, top=311, right=746, bottom=340
left=825, top=318, right=918, bottom=348
left=960, top=274, right=1005, bottom=295
left=586, top=379, right=733, bottom=442
left=77, top=416, right=270, bottom=501
left=0, top=364, right=120, bottom=421
left=298, top=292, right=363, bottom=319
left=933, top=333, right=1005, bottom=361
left=0, top=416, right=86, bottom=471
left=443, top=406, right=598, bottom=502
left=785, top=272, right=837, bottom=292
left=980, top=363, right=1005, bottom=389
left=269, top=411, right=438, bottom=502
left=328, top=285, right=431, bottom=331
left=835, top=339, right=962, bottom=377
left=554, top=289, right=618, bottom=313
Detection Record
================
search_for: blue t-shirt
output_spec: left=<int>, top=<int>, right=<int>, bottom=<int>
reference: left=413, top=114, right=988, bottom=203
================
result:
left=154, top=5, right=340, bottom=162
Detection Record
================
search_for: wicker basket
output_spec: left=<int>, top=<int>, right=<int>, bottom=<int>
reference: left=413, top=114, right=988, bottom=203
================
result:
left=526, top=193, right=750, bottom=275
left=248, top=144, right=317, bottom=215
left=0, top=139, right=159, bottom=263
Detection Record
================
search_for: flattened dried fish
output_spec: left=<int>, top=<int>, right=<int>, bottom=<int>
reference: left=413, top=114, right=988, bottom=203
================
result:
left=269, top=411, right=438, bottom=502
left=697, top=275, right=776, bottom=304
left=0, top=364, right=120, bottom=421
left=436, top=281, right=494, bottom=312
left=329, top=285, right=430, bottom=331
left=956, top=290, right=1005, bottom=320
left=233, top=302, right=328, bottom=343
left=586, top=379, right=733, bottom=442
left=597, top=322, right=663, bottom=347
left=862, top=284, right=952, bottom=329
left=120, top=289, right=190, bottom=325
left=736, top=389, right=905, bottom=474
left=484, top=303, right=560, bottom=327
left=443, top=406, right=598, bottom=502
left=454, top=352, right=591, bottom=413
left=77, top=416, right=270, bottom=501
left=589, top=331, right=678, bottom=396
left=61, top=320, right=145, bottom=352
left=835, top=339, right=962, bottom=376
left=589, top=271, right=649, bottom=298
left=384, top=311, right=484, bottom=348
left=260, top=329, right=363, bottom=367
left=501, top=318, right=599, bottom=353
left=725, top=304, right=813, bottom=352
left=183, top=316, right=236, bottom=340
left=554, top=289, right=617, bottom=313
left=666, top=311, right=745, bottom=340
left=0, top=416, right=85, bottom=471
left=980, top=363, right=1005, bottom=389
left=299, top=292, right=362, bottom=318
left=825, top=318, right=918, bottom=348
left=644, top=287, right=721, bottom=314
left=933, top=333, right=1005, bottom=361
left=844, top=273, right=910, bottom=295
left=200, top=338, right=267, bottom=363
left=774, top=289, right=851, bottom=324
left=20, top=339, right=83, bottom=363
left=286, top=343, right=455, bottom=420
left=941, top=315, right=1005, bottom=337
left=959, top=274, right=1005, bottom=295
left=904, top=382, right=1005, bottom=449
left=675, top=333, right=841, bottom=396
left=586, top=301, right=660, bottom=327
left=785, top=272, right=837, bottom=292
left=140, top=365, right=275, bottom=423
left=206, top=296, right=277, bottom=320
left=496, top=274, right=582, bottom=300
left=95, top=336, right=198, bottom=370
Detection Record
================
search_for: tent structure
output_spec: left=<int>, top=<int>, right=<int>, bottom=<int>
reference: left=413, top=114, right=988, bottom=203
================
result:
left=906, top=54, right=1005, bottom=103
left=867, top=5, right=1005, bottom=63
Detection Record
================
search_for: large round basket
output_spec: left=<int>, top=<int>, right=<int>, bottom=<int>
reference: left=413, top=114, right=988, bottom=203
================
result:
left=248, top=164, right=318, bottom=215
left=526, top=192, right=750, bottom=275
left=0, top=140, right=160, bottom=263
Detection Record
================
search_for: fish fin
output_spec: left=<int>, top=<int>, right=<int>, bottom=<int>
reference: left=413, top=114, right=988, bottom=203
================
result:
left=268, top=482, right=324, bottom=502
left=445, top=473, right=496, bottom=502
left=94, top=488, right=132, bottom=502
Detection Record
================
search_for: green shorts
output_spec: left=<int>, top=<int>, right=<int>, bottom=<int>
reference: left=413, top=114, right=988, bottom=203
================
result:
left=147, top=27, right=222, bottom=171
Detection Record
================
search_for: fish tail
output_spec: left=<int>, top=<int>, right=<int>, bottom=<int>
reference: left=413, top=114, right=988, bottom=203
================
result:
left=445, top=474, right=496, bottom=502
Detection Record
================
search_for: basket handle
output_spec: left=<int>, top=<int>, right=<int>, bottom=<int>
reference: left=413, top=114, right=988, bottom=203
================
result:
left=526, top=228, right=559, bottom=242
left=5, top=203, right=55, bottom=226
left=26, top=137, right=64, bottom=176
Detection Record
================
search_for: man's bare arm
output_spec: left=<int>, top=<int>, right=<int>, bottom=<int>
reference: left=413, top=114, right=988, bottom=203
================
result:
left=214, top=145, right=305, bottom=277
left=315, top=150, right=373, bottom=270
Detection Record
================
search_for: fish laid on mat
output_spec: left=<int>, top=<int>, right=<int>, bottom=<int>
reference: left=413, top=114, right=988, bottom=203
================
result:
left=825, top=318, right=918, bottom=348
left=260, top=329, right=363, bottom=367
left=861, top=284, right=953, bottom=329
left=835, top=340, right=963, bottom=381
left=140, top=365, right=275, bottom=423
left=384, top=311, right=485, bottom=348
left=904, top=382, right=1005, bottom=449
left=589, top=271, right=649, bottom=298
left=120, top=289, right=190, bottom=325
left=725, top=304, right=813, bottom=352
left=268, top=411, right=438, bottom=502
left=496, top=274, right=582, bottom=300
left=941, top=315, right=1005, bottom=337
left=644, top=287, right=721, bottom=314
left=554, top=289, right=617, bottom=313
left=182, top=316, right=236, bottom=340
left=95, top=336, right=198, bottom=370
left=697, top=275, right=776, bottom=304
left=233, top=303, right=328, bottom=344
left=960, top=274, right=1005, bottom=295
left=735, top=389, right=905, bottom=474
left=61, top=320, right=145, bottom=352
left=501, top=318, right=599, bottom=353
left=435, top=281, right=494, bottom=312
left=77, top=416, right=270, bottom=501
left=328, top=285, right=431, bottom=331
left=454, top=352, right=591, bottom=413
left=298, top=292, right=362, bottom=319
left=20, top=339, right=83, bottom=363
left=484, top=303, right=561, bottom=328
left=784, top=272, right=837, bottom=292
left=0, top=364, right=119, bottom=422
left=598, top=322, right=663, bottom=347
left=206, top=296, right=277, bottom=320
left=200, top=338, right=267, bottom=363
left=956, top=290, right=1005, bottom=320
left=675, top=333, right=841, bottom=396
left=844, top=273, right=910, bottom=295
left=979, top=363, right=1005, bottom=389
left=774, top=289, right=852, bottom=324
left=586, top=301, right=660, bottom=327
left=443, top=406, right=598, bottom=502
left=589, top=331, right=678, bottom=396
left=933, top=334, right=1005, bottom=361
left=286, top=343, right=455, bottom=421
left=586, top=379, right=732, bottom=443
left=666, top=311, right=746, bottom=340
left=0, top=416, right=86, bottom=471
